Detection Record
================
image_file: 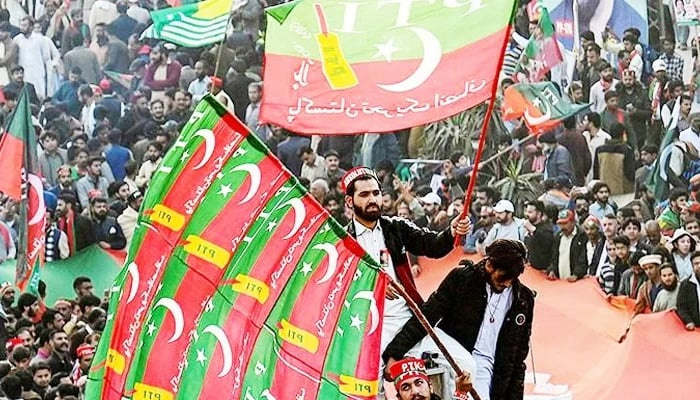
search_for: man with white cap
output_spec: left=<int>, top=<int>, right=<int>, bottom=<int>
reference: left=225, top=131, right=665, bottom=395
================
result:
left=634, top=254, right=664, bottom=315
left=478, top=200, right=525, bottom=255
left=414, top=192, right=448, bottom=231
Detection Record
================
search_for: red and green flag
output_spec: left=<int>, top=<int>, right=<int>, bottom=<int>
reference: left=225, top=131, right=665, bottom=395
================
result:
left=260, top=0, right=516, bottom=134
left=502, top=82, right=589, bottom=133
left=104, top=70, right=134, bottom=90
left=522, top=2, right=562, bottom=82
left=0, top=88, right=45, bottom=292
left=87, top=95, right=387, bottom=400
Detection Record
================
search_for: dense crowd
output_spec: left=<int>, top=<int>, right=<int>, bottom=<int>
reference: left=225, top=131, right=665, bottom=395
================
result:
left=0, top=0, right=696, bottom=399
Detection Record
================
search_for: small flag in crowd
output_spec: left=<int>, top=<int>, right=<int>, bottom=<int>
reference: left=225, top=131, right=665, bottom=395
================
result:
left=501, top=82, right=589, bottom=133
left=86, top=95, right=387, bottom=400
left=522, top=2, right=563, bottom=81
left=103, top=70, right=134, bottom=89
left=260, top=0, right=516, bottom=134
left=141, top=0, right=245, bottom=48
left=0, top=88, right=45, bottom=292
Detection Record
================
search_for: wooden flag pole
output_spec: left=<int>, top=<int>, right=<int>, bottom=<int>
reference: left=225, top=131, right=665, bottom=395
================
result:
left=386, top=275, right=482, bottom=400
left=211, top=2, right=240, bottom=94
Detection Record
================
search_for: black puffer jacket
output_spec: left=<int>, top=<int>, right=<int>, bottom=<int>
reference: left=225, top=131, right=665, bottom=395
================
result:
left=383, top=261, right=535, bottom=400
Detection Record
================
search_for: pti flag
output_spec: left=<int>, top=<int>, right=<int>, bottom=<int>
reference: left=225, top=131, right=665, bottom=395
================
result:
left=0, top=88, right=45, bottom=293
left=141, top=0, right=245, bottom=48
left=523, top=3, right=563, bottom=82
left=502, top=82, right=589, bottom=133
left=260, top=0, right=516, bottom=134
left=86, top=95, right=387, bottom=400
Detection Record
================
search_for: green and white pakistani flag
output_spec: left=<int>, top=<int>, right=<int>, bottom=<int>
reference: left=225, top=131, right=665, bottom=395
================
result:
left=141, top=0, right=244, bottom=47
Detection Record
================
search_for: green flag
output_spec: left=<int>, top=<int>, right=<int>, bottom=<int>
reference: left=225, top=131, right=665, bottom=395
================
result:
left=87, top=95, right=387, bottom=400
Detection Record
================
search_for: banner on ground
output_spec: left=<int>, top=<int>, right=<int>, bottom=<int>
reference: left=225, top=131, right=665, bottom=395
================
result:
left=87, top=95, right=387, bottom=400
left=542, top=0, right=648, bottom=51
left=501, top=82, right=589, bottom=132
left=260, top=0, right=516, bottom=134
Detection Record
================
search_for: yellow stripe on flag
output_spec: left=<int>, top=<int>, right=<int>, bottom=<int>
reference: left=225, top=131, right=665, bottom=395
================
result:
left=134, top=382, right=173, bottom=400
left=149, top=204, right=185, bottom=231
left=183, top=235, right=230, bottom=268
left=278, top=319, right=319, bottom=353
left=106, top=348, right=125, bottom=375
left=339, top=375, right=379, bottom=396
left=193, top=0, right=233, bottom=19
left=231, top=274, right=269, bottom=303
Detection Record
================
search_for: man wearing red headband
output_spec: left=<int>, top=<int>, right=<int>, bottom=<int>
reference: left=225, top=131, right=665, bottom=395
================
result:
left=342, top=166, right=472, bottom=393
left=389, top=358, right=472, bottom=400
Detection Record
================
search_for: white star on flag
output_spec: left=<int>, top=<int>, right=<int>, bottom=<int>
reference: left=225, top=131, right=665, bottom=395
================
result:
left=532, top=98, right=542, bottom=108
left=147, top=323, right=157, bottom=336
left=218, top=184, right=234, bottom=197
left=300, top=262, right=313, bottom=276
left=267, top=221, right=278, bottom=232
left=196, top=348, right=208, bottom=366
left=350, top=314, right=364, bottom=331
left=373, top=37, right=400, bottom=62
left=180, top=150, right=190, bottom=162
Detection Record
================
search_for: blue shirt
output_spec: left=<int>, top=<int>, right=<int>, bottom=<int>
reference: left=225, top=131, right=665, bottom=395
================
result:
left=105, top=145, right=132, bottom=181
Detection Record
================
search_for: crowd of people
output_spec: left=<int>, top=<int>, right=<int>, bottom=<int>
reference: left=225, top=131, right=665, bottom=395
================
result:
left=0, top=0, right=695, bottom=399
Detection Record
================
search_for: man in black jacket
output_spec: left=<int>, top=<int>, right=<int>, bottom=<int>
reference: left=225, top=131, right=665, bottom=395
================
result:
left=342, top=166, right=471, bottom=391
left=548, top=210, right=588, bottom=281
left=523, top=200, right=553, bottom=271
left=90, top=197, right=126, bottom=250
left=383, top=239, right=534, bottom=400
left=677, top=251, right=700, bottom=330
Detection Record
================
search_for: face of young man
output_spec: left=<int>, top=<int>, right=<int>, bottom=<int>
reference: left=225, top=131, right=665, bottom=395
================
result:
left=641, top=263, right=659, bottom=281
left=485, top=260, right=515, bottom=293
left=397, top=376, right=432, bottom=400
left=345, top=179, right=382, bottom=223
left=660, top=267, right=677, bottom=289
left=614, top=243, right=629, bottom=260
left=33, top=368, right=51, bottom=388
left=623, top=224, right=640, bottom=242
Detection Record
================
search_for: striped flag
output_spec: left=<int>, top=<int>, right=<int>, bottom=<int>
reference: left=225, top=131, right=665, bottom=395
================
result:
left=141, top=0, right=245, bottom=48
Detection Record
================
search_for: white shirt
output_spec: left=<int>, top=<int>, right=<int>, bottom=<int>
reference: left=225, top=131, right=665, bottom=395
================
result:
left=300, top=155, right=327, bottom=182
left=589, top=79, right=618, bottom=113
left=352, top=219, right=411, bottom=321
left=473, top=284, right=513, bottom=398
left=188, top=76, right=211, bottom=103
left=583, top=129, right=611, bottom=182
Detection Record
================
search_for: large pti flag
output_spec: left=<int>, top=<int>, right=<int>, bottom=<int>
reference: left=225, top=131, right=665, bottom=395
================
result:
left=260, top=0, right=516, bottom=134
left=0, top=89, right=45, bottom=293
left=501, top=82, right=589, bottom=133
left=86, top=95, right=387, bottom=400
left=141, top=0, right=244, bottom=48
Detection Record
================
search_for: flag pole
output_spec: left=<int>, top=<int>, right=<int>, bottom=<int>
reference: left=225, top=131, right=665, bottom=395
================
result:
left=211, top=1, right=239, bottom=94
left=452, top=28, right=513, bottom=247
left=385, top=275, right=483, bottom=400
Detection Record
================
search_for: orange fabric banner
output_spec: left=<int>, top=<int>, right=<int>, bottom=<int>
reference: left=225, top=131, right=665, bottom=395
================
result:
left=417, top=251, right=700, bottom=399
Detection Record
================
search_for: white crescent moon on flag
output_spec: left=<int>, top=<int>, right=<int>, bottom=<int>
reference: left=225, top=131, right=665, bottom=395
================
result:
left=523, top=101, right=552, bottom=126
left=202, top=325, right=233, bottom=377
left=26, top=174, right=45, bottom=226
left=314, top=243, right=339, bottom=284
left=126, top=262, right=139, bottom=304
left=376, top=27, right=441, bottom=93
left=352, top=291, right=379, bottom=335
left=281, top=198, right=305, bottom=240
left=231, top=164, right=261, bottom=204
left=154, top=298, right=184, bottom=343
left=192, top=129, right=215, bottom=170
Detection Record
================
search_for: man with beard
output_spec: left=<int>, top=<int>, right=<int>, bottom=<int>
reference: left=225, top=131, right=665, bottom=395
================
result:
left=69, top=308, right=105, bottom=359
left=135, top=142, right=162, bottom=189
left=90, top=197, right=126, bottom=250
left=342, top=167, right=471, bottom=395
left=187, top=60, right=211, bottom=103
left=523, top=200, right=553, bottom=271
left=414, top=193, right=448, bottom=231
left=61, top=9, right=90, bottom=56
left=165, top=90, right=192, bottom=124
left=538, top=131, right=573, bottom=183
left=52, top=67, right=86, bottom=118
left=657, top=37, right=684, bottom=82
left=144, top=44, right=182, bottom=106
left=0, top=282, right=15, bottom=314
left=654, top=263, right=680, bottom=312
left=117, top=191, right=142, bottom=248
left=12, top=16, right=50, bottom=100
left=634, top=254, right=664, bottom=314
left=599, top=91, right=637, bottom=152
left=615, top=69, right=650, bottom=146
left=480, top=200, right=526, bottom=254
left=76, top=157, right=110, bottom=209
left=388, top=357, right=472, bottom=400
left=678, top=250, right=700, bottom=330
left=589, top=61, right=618, bottom=113
left=56, top=194, right=96, bottom=253
left=548, top=210, right=588, bottom=281
left=47, top=330, right=72, bottom=375
left=4, top=66, right=39, bottom=106
left=385, top=240, right=534, bottom=400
